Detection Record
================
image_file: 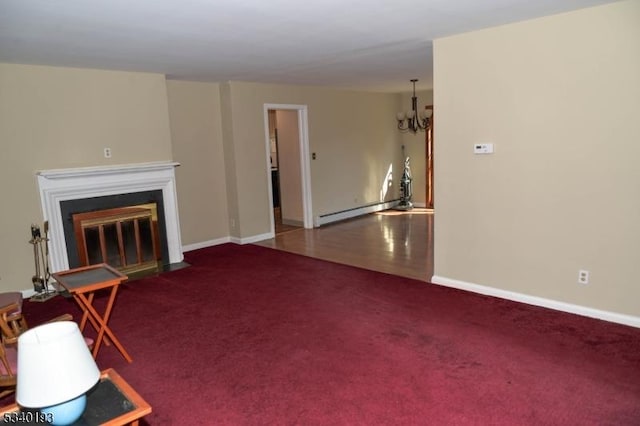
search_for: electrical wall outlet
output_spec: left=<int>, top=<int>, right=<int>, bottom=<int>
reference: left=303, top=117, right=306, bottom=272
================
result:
left=104, top=147, right=112, bottom=158
left=578, top=270, right=589, bottom=285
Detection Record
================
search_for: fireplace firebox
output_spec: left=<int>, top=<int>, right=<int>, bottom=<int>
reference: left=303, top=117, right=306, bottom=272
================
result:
left=60, top=191, right=169, bottom=273
left=72, top=205, right=159, bottom=274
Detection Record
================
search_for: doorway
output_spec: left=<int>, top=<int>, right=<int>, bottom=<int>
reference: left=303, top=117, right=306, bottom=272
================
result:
left=263, top=104, right=313, bottom=236
left=425, top=105, right=434, bottom=209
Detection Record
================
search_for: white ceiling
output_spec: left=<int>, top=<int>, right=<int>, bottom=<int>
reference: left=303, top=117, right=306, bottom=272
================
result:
left=0, top=0, right=619, bottom=93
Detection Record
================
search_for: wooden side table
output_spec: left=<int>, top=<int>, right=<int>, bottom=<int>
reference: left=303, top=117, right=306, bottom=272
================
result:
left=0, top=368, right=151, bottom=425
left=52, top=264, right=132, bottom=363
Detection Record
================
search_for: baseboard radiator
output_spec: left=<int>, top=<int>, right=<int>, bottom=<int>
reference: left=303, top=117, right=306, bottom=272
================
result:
left=315, top=199, right=400, bottom=227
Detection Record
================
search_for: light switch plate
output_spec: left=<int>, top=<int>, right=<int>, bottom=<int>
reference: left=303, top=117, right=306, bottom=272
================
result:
left=474, top=143, right=494, bottom=154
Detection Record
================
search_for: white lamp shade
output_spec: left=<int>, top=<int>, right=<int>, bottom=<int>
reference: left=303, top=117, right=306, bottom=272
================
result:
left=17, top=321, right=100, bottom=408
left=396, top=112, right=406, bottom=121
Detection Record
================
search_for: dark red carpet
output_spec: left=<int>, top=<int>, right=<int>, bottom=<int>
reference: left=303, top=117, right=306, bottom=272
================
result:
left=17, top=244, right=640, bottom=425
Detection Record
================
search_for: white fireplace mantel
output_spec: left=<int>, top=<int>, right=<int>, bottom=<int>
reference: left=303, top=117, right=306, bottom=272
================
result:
left=37, top=161, right=183, bottom=272
left=37, top=161, right=180, bottom=180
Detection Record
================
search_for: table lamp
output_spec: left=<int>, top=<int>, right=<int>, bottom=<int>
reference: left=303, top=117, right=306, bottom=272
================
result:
left=16, top=321, right=100, bottom=425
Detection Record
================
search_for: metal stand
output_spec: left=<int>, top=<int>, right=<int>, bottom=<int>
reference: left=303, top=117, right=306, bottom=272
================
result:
left=30, top=291, right=56, bottom=302
left=29, top=222, right=57, bottom=302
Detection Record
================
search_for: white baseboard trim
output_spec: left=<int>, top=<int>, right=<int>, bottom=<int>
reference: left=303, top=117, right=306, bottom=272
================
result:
left=231, top=232, right=274, bottom=245
left=182, top=237, right=231, bottom=252
left=184, top=232, right=274, bottom=250
left=431, top=275, right=640, bottom=329
left=315, top=200, right=400, bottom=227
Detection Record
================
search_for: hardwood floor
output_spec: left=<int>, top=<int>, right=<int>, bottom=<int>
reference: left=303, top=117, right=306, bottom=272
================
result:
left=256, top=208, right=434, bottom=282
left=273, top=207, right=301, bottom=235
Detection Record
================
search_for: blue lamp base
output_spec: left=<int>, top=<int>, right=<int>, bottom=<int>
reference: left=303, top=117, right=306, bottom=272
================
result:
left=41, top=394, right=87, bottom=426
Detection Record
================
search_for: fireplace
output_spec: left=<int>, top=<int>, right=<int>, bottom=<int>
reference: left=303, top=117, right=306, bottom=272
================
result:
left=37, top=162, right=183, bottom=274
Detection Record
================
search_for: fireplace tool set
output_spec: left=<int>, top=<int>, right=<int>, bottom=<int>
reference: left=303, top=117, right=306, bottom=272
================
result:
left=29, top=221, right=57, bottom=302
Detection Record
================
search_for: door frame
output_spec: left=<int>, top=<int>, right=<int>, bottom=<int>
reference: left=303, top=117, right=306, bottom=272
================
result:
left=425, top=105, right=434, bottom=209
left=263, top=104, right=313, bottom=233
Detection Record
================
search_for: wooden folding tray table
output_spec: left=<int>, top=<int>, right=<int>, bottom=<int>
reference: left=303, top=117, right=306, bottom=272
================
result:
left=0, top=368, right=151, bottom=425
left=52, top=263, right=132, bottom=363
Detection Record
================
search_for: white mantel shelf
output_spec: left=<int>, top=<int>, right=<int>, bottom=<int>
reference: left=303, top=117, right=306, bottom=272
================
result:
left=37, top=161, right=180, bottom=180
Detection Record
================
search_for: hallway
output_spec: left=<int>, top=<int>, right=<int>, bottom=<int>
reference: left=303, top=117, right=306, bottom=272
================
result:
left=273, top=207, right=301, bottom=235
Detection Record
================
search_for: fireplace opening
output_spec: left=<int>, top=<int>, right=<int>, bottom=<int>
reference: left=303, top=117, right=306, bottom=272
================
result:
left=60, top=190, right=170, bottom=276
left=72, top=204, right=161, bottom=275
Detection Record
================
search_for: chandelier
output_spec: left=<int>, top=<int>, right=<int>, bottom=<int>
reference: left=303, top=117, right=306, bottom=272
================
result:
left=396, top=79, right=430, bottom=133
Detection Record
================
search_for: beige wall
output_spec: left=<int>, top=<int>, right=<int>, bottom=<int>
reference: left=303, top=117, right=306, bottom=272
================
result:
left=399, top=89, right=433, bottom=207
left=219, top=83, right=241, bottom=237
left=0, top=59, right=419, bottom=294
left=166, top=80, right=229, bottom=245
left=433, top=0, right=640, bottom=317
left=222, top=82, right=404, bottom=238
left=0, top=64, right=172, bottom=292
left=167, top=81, right=404, bottom=241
